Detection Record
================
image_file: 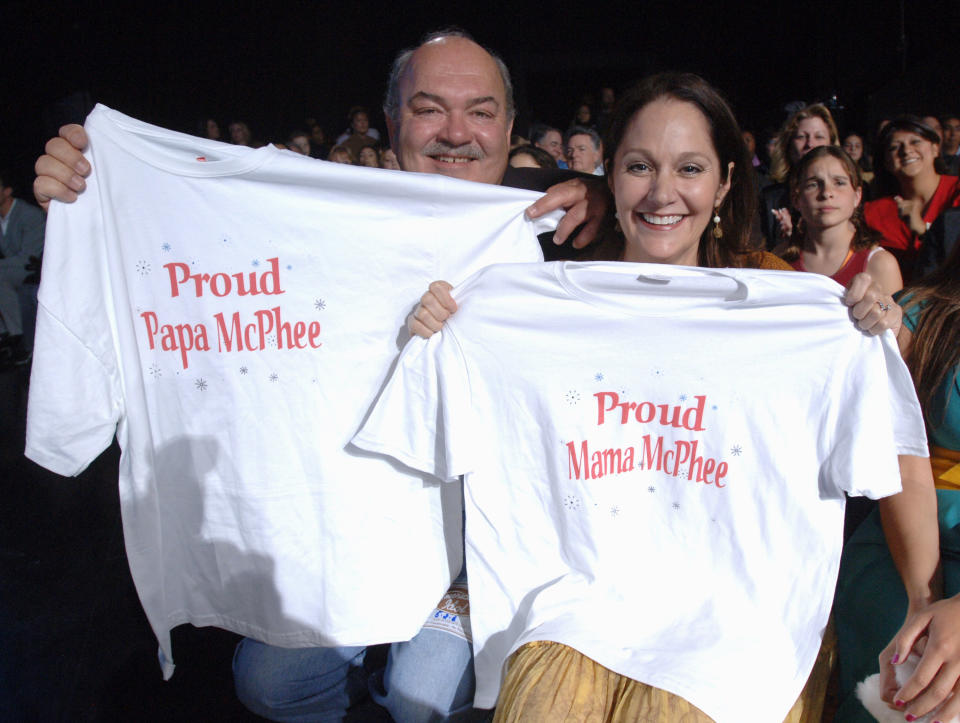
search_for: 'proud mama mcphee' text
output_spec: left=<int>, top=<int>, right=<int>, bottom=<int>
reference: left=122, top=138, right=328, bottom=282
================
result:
left=566, top=391, right=728, bottom=487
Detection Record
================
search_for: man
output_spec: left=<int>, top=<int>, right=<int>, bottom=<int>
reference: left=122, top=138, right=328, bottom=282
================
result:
left=941, top=114, right=960, bottom=176
left=0, top=171, right=45, bottom=365
left=33, top=29, right=605, bottom=722
left=565, top=126, right=604, bottom=175
left=529, top=123, right=566, bottom=167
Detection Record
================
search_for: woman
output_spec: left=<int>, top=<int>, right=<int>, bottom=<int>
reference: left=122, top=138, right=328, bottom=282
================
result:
left=357, top=143, right=381, bottom=168
left=864, top=116, right=960, bottom=281
left=835, top=240, right=960, bottom=722
left=411, top=73, right=927, bottom=722
left=776, top=146, right=901, bottom=293
left=380, top=148, right=401, bottom=170
left=326, top=144, right=354, bottom=165
left=507, top=144, right=558, bottom=170
left=760, top=104, right=839, bottom=247
left=571, top=102, right=595, bottom=131
left=842, top=132, right=875, bottom=186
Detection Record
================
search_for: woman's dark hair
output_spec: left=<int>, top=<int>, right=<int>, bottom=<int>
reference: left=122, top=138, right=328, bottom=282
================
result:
left=777, top=146, right=876, bottom=262
left=508, top=144, right=558, bottom=169
left=900, top=238, right=960, bottom=430
left=874, top=116, right=943, bottom=196
left=600, top=72, right=757, bottom=269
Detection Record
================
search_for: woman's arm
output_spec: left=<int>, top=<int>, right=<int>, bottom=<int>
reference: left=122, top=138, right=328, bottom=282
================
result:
left=878, top=455, right=941, bottom=613
left=865, top=247, right=904, bottom=297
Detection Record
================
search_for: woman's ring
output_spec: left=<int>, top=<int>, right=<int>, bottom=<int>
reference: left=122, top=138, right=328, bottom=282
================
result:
left=877, top=301, right=891, bottom=312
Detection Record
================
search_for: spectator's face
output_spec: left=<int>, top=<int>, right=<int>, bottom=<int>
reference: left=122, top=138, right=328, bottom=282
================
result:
left=329, top=150, right=352, bottom=164
left=944, top=117, right=960, bottom=153
left=206, top=119, right=221, bottom=140
left=535, top=130, right=564, bottom=162
left=884, top=130, right=939, bottom=179
left=311, top=125, right=325, bottom=145
left=789, top=116, right=830, bottom=164
left=351, top=112, right=370, bottom=135
left=793, top=155, right=861, bottom=232
left=842, top=135, right=863, bottom=162
left=601, top=88, right=615, bottom=109
left=289, top=135, right=310, bottom=155
left=741, top=131, right=756, bottom=156
left=566, top=133, right=602, bottom=173
left=229, top=123, right=251, bottom=145
left=576, top=104, right=591, bottom=124
left=358, top=147, right=380, bottom=167
left=381, top=148, right=401, bottom=169
left=386, top=36, right=513, bottom=185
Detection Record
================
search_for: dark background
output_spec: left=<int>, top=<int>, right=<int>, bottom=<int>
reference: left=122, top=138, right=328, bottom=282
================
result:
left=1, top=1, right=956, bottom=718
left=4, top=0, right=958, bottom=194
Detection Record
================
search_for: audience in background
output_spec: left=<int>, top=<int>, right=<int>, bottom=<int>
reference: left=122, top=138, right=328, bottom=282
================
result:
left=760, top=103, right=839, bottom=247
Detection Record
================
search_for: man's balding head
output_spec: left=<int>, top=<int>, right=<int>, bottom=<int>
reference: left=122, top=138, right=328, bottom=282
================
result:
left=384, top=31, right=514, bottom=185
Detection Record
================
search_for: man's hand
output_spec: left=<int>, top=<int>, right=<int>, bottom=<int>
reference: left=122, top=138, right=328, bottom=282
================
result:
left=844, top=272, right=902, bottom=336
left=407, top=281, right=457, bottom=339
left=879, top=596, right=960, bottom=721
left=526, top=176, right=609, bottom=249
left=34, top=125, right=90, bottom=211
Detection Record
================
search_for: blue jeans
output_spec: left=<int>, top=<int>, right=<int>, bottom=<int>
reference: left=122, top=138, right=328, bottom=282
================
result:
left=233, top=576, right=483, bottom=722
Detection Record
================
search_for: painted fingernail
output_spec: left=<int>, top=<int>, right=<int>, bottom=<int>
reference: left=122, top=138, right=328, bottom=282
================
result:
left=891, top=654, right=900, bottom=664
left=895, top=699, right=905, bottom=707
left=905, top=714, right=917, bottom=721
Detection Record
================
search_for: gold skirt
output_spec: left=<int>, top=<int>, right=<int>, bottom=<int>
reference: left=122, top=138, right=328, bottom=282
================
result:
left=493, top=623, right=836, bottom=723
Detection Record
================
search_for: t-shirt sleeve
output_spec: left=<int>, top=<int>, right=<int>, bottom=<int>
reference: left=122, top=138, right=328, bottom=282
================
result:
left=25, top=304, right=121, bottom=476
left=880, top=331, right=929, bottom=457
left=352, top=330, right=473, bottom=481
left=820, top=333, right=925, bottom=498
left=24, top=165, right=124, bottom=477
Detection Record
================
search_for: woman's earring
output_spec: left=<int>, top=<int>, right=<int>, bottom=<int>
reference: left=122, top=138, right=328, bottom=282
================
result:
left=712, top=207, right=723, bottom=240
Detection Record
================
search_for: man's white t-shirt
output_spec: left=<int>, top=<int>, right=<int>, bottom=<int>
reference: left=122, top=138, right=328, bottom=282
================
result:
left=25, top=105, right=555, bottom=678
left=353, top=261, right=928, bottom=723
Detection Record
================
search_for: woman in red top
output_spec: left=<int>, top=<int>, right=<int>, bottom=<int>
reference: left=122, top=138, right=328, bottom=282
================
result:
left=864, top=117, right=960, bottom=280
left=776, top=146, right=902, bottom=294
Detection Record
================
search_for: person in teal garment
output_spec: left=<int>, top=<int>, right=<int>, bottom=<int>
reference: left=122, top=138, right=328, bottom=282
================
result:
left=835, top=238, right=960, bottom=722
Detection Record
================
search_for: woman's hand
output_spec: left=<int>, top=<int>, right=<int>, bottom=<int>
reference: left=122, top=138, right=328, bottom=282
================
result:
left=894, top=196, right=928, bottom=237
left=407, top=281, right=457, bottom=339
left=771, top=207, right=793, bottom=240
left=879, top=595, right=960, bottom=721
left=34, top=124, right=90, bottom=211
left=844, top=272, right=903, bottom=336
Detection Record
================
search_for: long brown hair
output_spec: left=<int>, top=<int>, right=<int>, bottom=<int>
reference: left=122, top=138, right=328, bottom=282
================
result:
left=778, top=146, right=876, bottom=263
left=900, top=240, right=960, bottom=431
left=597, top=72, right=758, bottom=269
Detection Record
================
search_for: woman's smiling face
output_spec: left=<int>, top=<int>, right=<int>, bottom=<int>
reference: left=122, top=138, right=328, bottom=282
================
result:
left=884, top=130, right=939, bottom=180
left=609, top=98, right=732, bottom=267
